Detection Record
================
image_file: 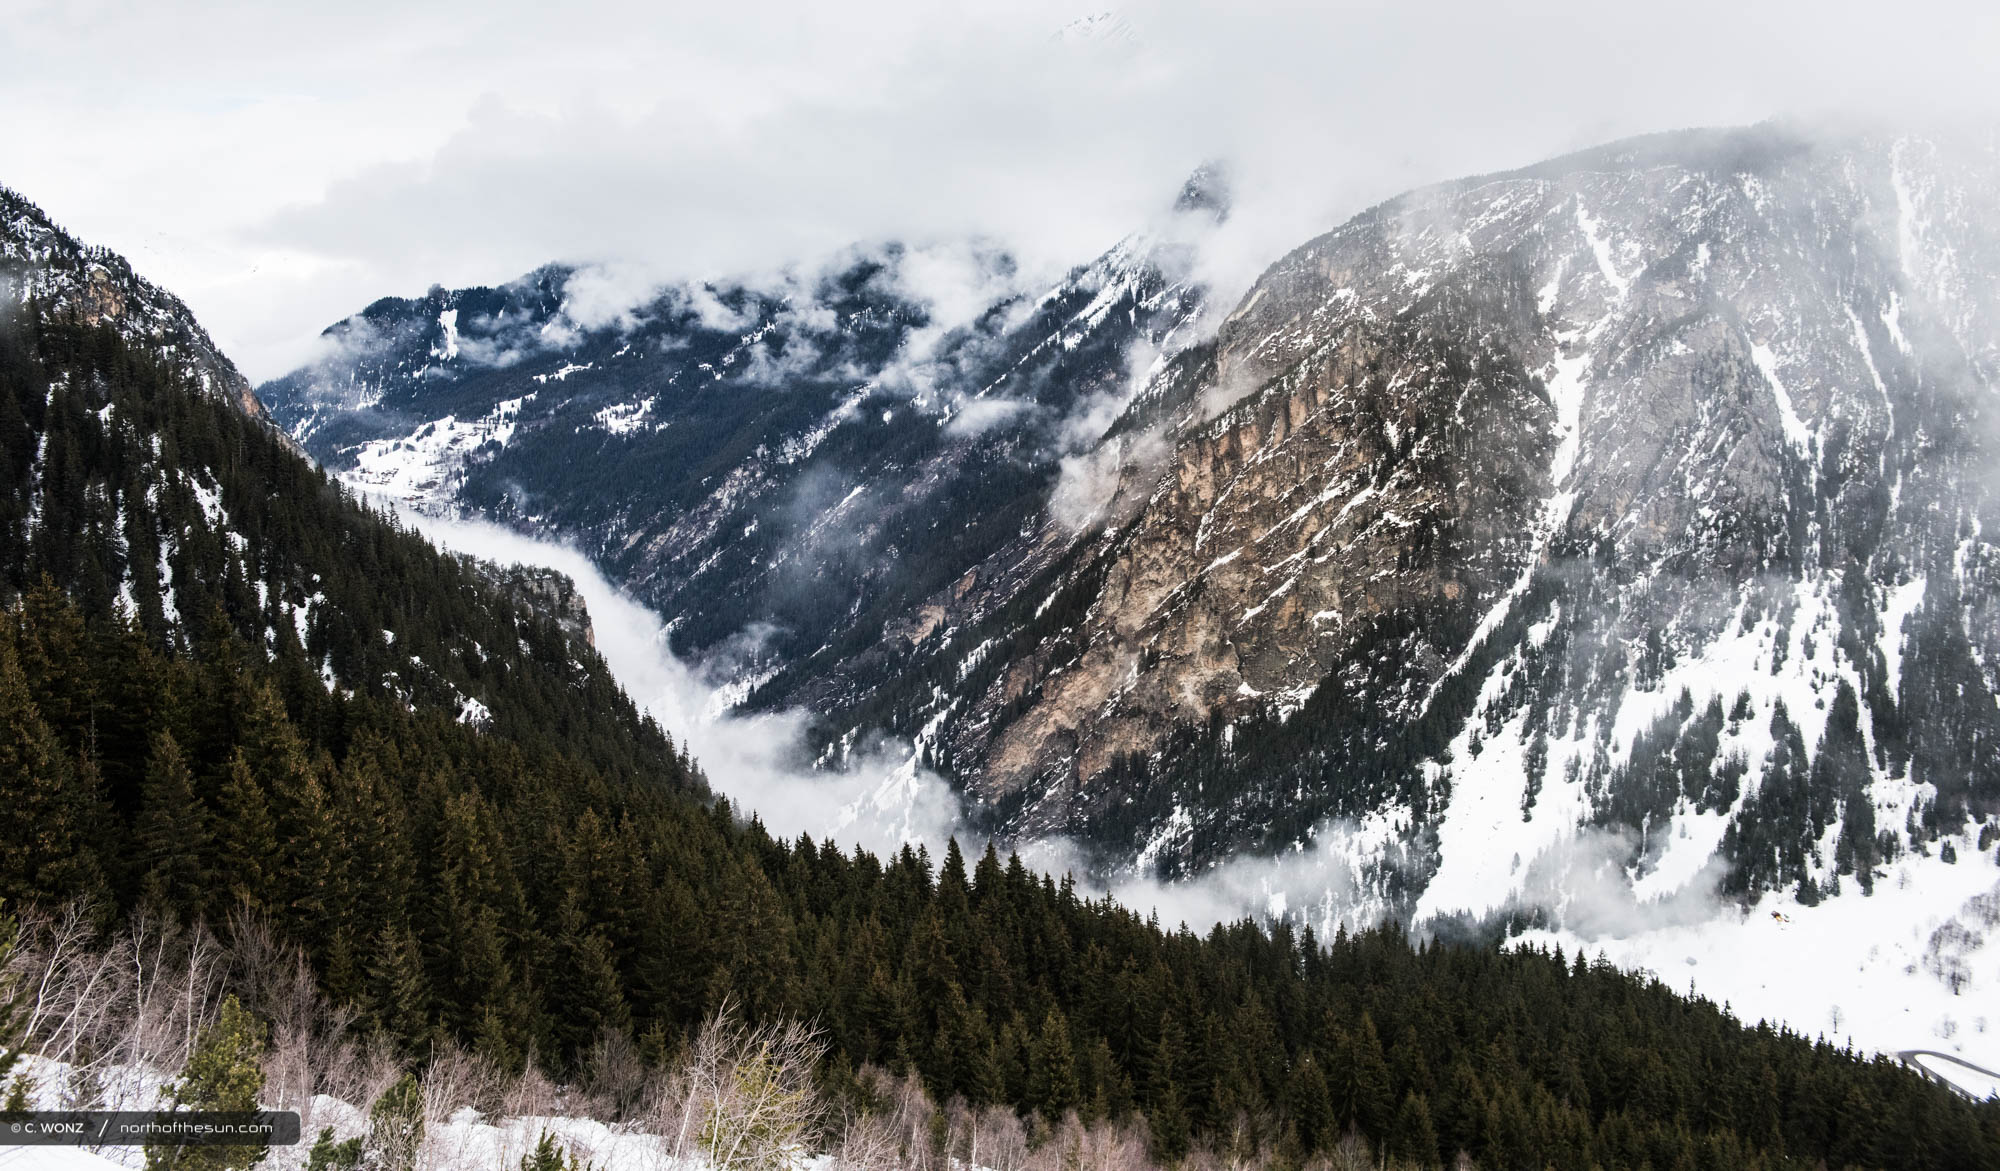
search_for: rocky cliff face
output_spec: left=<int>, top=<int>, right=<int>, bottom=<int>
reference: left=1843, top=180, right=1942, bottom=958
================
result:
left=480, top=563, right=596, bottom=649
left=816, top=125, right=2000, bottom=910
left=1, top=186, right=278, bottom=430
left=264, top=126, right=2000, bottom=925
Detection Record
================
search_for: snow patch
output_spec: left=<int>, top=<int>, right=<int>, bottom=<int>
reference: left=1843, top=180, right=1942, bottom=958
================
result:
left=1750, top=342, right=1811, bottom=452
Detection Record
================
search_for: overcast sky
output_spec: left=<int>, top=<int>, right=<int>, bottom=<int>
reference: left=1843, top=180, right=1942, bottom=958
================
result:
left=5, top=0, right=1996, bottom=381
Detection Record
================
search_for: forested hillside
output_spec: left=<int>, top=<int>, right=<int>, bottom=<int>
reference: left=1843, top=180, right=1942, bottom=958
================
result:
left=6, top=582, right=1999, bottom=1170
left=0, top=291, right=1995, bottom=1167
left=0, top=302, right=698, bottom=787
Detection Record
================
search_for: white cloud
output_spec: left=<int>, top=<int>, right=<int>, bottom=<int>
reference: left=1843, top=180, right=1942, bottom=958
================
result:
left=943, top=395, right=1034, bottom=437
left=398, top=509, right=975, bottom=856
left=559, top=261, right=667, bottom=333
left=677, top=281, right=755, bottom=333
left=1049, top=427, right=1166, bottom=533
left=8, top=1, right=1998, bottom=381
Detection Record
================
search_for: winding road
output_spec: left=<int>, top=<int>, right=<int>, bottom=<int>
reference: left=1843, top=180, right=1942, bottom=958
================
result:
left=1897, top=1050, right=2000, bottom=1101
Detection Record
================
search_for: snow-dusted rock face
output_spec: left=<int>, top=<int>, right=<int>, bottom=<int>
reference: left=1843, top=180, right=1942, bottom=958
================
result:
left=1, top=186, right=275, bottom=429
left=260, top=198, right=1216, bottom=719
left=831, top=124, right=2000, bottom=899
left=266, top=127, right=2000, bottom=927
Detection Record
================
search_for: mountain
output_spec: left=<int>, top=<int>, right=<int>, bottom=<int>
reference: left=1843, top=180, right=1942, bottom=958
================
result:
left=0, top=200, right=685, bottom=776
left=847, top=120, right=2000, bottom=896
left=964, top=122, right=2000, bottom=895
left=269, top=125, right=2000, bottom=902
left=3, top=187, right=277, bottom=430
left=14, top=180, right=1996, bottom=1171
left=258, top=187, right=1217, bottom=715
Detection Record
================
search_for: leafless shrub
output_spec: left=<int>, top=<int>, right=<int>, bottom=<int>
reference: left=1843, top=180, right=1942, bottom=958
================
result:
left=420, top=1037, right=511, bottom=1134
left=261, top=947, right=368, bottom=1129
left=1064, top=1114, right=1153, bottom=1171
left=7, top=902, right=232, bottom=1108
left=971, top=1105, right=1032, bottom=1171
left=579, top=1025, right=649, bottom=1121
left=1325, top=1129, right=1377, bottom=1171
left=1966, top=885, right=2000, bottom=929
left=501, top=1055, right=563, bottom=1119
left=315, top=1028, right=403, bottom=1123
left=1184, top=1111, right=1290, bottom=1171
left=647, top=1004, right=827, bottom=1171
left=828, top=1107, right=906, bottom=1171
left=3, top=898, right=417, bottom=1151
left=823, top=1066, right=925, bottom=1171
left=864, top=1068, right=941, bottom=1169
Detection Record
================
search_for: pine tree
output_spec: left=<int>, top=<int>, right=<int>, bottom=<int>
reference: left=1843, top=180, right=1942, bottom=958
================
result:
left=1437, top=1058, right=1484, bottom=1161
left=0, top=640, right=109, bottom=907
left=13, top=577, right=98, bottom=750
left=368, top=924, right=430, bottom=1048
left=1287, top=1051, right=1335, bottom=1154
left=1149, top=1076, right=1191, bottom=1163
left=213, top=750, right=277, bottom=911
left=1344, top=1013, right=1393, bottom=1138
left=134, top=730, right=214, bottom=916
left=1027, top=1007, right=1080, bottom=1122
left=366, top=1073, right=424, bottom=1171
left=996, top=1015, right=1031, bottom=1106
left=146, top=995, right=267, bottom=1171
left=552, top=899, right=632, bottom=1059
left=304, top=1128, right=362, bottom=1171
left=1390, top=1090, right=1438, bottom=1167
left=520, top=1131, right=574, bottom=1171
left=431, top=791, right=515, bottom=1035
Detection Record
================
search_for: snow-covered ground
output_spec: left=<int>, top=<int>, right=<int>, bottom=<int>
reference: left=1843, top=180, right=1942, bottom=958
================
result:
left=1514, top=844, right=2000, bottom=1101
left=1911, top=1053, right=2000, bottom=1101
left=341, top=394, right=533, bottom=509
left=0, top=1054, right=710, bottom=1171
left=1406, top=524, right=2000, bottom=1101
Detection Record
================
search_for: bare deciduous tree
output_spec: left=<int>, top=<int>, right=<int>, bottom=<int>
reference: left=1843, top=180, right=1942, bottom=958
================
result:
left=579, top=1025, right=648, bottom=1122
left=648, top=1005, right=826, bottom=1171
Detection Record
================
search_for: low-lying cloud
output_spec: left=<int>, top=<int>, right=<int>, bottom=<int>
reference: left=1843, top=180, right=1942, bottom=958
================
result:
left=376, top=500, right=1781, bottom=948
left=1049, top=427, right=1167, bottom=533
left=943, top=395, right=1034, bottom=437
left=399, top=507, right=1428, bottom=934
left=402, top=510, right=975, bottom=856
left=1505, top=826, right=1733, bottom=938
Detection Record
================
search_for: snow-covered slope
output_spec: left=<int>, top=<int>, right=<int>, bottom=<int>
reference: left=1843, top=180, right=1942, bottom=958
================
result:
left=808, top=125, right=1999, bottom=903
left=1521, top=852, right=2000, bottom=1092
